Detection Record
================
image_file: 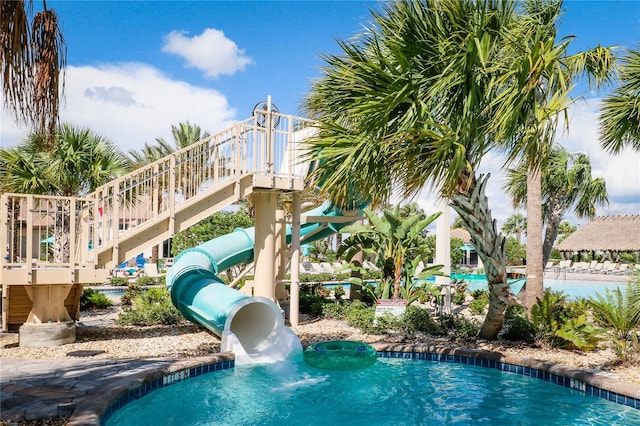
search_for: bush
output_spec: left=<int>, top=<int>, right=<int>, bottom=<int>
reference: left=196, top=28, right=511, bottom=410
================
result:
left=469, top=294, right=489, bottom=316
left=453, top=291, right=466, bottom=305
left=117, top=287, right=183, bottom=326
left=299, top=291, right=328, bottom=317
left=108, top=277, right=129, bottom=286
left=502, top=306, right=535, bottom=342
left=80, top=288, right=113, bottom=310
left=440, top=314, right=479, bottom=340
left=136, top=276, right=157, bottom=286
left=402, top=305, right=444, bottom=335
left=531, top=289, right=603, bottom=351
left=470, top=289, right=487, bottom=299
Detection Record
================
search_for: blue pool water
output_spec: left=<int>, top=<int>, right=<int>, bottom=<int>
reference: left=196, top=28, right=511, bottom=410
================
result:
left=324, top=278, right=628, bottom=300
left=106, top=357, right=640, bottom=425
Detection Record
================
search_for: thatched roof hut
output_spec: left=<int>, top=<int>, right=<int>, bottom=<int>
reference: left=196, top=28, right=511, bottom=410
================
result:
left=556, top=215, right=640, bottom=253
left=450, top=228, right=472, bottom=244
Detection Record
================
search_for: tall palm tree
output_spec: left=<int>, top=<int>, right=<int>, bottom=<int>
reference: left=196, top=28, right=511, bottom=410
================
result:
left=1, top=0, right=66, bottom=150
left=0, top=124, right=129, bottom=261
left=493, top=0, right=614, bottom=310
left=129, top=121, right=210, bottom=264
left=501, top=213, right=527, bottom=243
left=599, top=47, right=640, bottom=153
left=504, top=146, right=608, bottom=266
left=303, top=0, right=524, bottom=339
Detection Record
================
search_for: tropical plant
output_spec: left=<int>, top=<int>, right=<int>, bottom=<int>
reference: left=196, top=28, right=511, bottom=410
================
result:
left=0, top=124, right=129, bottom=261
left=1, top=0, right=66, bottom=150
left=338, top=206, right=443, bottom=300
left=599, top=47, right=640, bottom=153
left=588, top=283, right=640, bottom=362
left=504, top=146, right=608, bottom=266
left=117, top=287, right=183, bottom=326
left=79, top=288, right=113, bottom=310
left=501, top=213, right=526, bottom=242
left=531, top=289, right=603, bottom=351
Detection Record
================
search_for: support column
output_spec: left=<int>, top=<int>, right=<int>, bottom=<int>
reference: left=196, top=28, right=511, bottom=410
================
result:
left=289, top=192, right=301, bottom=326
left=20, top=284, right=75, bottom=347
left=275, top=209, right=288, bottom=301
left=435, top=198, right=451, bottom=314
left=253, top=190, right=277, bottom=301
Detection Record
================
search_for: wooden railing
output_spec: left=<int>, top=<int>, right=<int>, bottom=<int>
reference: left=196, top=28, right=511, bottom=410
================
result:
left=1, top=112, right=313, bottom=280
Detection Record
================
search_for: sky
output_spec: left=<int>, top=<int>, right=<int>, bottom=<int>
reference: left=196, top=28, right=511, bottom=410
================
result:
left=1, top=0, right=639, bottom=229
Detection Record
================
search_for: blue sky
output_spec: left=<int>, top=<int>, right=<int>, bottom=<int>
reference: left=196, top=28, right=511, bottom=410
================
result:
left=1, top=0, right=639, bottom=226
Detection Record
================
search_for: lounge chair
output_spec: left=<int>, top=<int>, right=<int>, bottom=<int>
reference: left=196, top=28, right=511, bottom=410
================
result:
left=614, top=263, right=629, bottom=275
left=143, top=263, right=163, bottom=278
left=603, top=262, right=619, bottom=274
left=585, top=260, right=598, bottom=272
left=544, top=261, right=555, bottom=272
left=590, top=263, right=605, bottom=274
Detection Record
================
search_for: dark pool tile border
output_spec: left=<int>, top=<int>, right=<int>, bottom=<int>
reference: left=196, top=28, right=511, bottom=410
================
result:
left=67, top=353, right=235, bottom=426
left=372, top=343, right=640, bottom=410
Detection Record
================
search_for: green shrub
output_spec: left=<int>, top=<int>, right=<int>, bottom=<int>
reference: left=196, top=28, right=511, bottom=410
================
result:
left=108, top=276, right=129, bottom=286
left=120, top=283, right=142, bottom=307
left=117, top=287, right=183, bottom=326
left=588, top=282, right=640, bottom=362
left=299, top=291, right=328, bottom=317
left=453, top=291, right=466, bottom=305
left=136, top=276, right=157, bottom=286
left=402, top=305, right=444, bottom=335
left=440, top=314, right=479, bottom=340
left=531, top=289, right=603, bottom=351
left=502, top=305, right=535, bottom=342
left=469, top=294, right=489, bottom=316
left=322, top=302, right=346, bottom=319
left=470, top=289, right=487, bottom=299
left=80, top=288, right=113, bottom=310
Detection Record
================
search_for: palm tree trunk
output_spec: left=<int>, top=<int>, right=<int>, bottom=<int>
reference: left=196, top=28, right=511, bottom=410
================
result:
left=450, top=174, right=514, bottom=340
left=525, top=168, right=544, bottom=311
left=542, top=200, right=563, bottom=267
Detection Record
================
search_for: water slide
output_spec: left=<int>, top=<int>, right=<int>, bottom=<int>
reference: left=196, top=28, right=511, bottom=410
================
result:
left=166, top=202, right=355, bottom=365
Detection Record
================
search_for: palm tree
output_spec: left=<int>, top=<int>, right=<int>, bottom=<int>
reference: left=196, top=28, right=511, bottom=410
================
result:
left=491, top=0, right=614, bottom=311
left=0, top=124, right=129, bottom=261
left=303, top=0, right=539, bottom=339
left=505, top=146, right=608, bottom=266
left=1, top=0, right=66, bottom=150
left=600, top=47, right=640, bottom=153
left=501, top=213, right=527, bottom=243
left=129, top=121, right=210, bottom=264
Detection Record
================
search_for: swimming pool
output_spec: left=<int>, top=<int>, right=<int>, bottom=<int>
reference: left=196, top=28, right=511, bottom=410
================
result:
left=105, top=355, right=640, bottom=425
left=323, top=278, right=628, bottom=300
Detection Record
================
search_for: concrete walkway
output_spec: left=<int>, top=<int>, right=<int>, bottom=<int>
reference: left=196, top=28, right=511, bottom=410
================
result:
left=1, top=354, right=231, bottom=424
left=1, top=357, right=176, bottom=422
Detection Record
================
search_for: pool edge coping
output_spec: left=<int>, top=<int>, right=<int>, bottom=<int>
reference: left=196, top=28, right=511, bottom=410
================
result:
left=68, top=345, right=640, bottom=425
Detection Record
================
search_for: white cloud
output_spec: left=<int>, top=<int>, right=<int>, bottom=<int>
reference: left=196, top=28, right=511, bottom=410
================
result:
left=162, top=28, right=253, bottom=78
left=1, top=63, right=237, bottom=152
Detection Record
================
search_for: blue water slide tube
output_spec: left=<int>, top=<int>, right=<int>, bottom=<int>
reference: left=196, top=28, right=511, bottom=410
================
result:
left=166, top=202, right=357, bottom=363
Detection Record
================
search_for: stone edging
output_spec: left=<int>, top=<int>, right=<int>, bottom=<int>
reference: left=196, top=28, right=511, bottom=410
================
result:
left=68, top=346, right=640, bottom=425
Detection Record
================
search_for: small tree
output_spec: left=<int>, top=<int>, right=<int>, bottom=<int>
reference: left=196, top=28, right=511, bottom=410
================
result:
left=338, top=206, right=442, bottom=300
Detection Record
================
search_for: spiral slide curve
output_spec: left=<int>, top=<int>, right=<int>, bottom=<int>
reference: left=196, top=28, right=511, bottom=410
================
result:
left=166, top=203, right=351, bottom=365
